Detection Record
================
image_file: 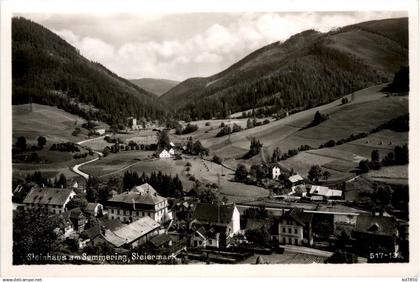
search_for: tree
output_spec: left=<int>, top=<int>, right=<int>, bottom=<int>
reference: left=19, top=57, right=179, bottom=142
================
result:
left=325, top=250, right=357, bottom=264
left=246, top=137, right=263, bottom=158
left=371, top=150, right=380, bottom=162
left=199, top=189, right=218, bottom=204
left=16, top=136, right=27, bottom=151
left=55, top=173, right=67, bottom=188
left=374, top=185, right=392, bottom=206
left=322, top=171, right=331, bottom=182
left=37, top=136, right=47, bottom=148
left=157, top=130, right=171, bottom=150
left=235, top=164, right=248, bottom=182
left=358, top=159, right=370, bottom=174
left=247, top=118, right=254, bottom=129
left=103, top=147, right=111, bottom=157
left=13, top=209, right=60, bottom=264
left=271, top=147, right=281, bottom=162
left=66, top=194, right=88, bottom=211
left=307, top=165, right=322, bottom=183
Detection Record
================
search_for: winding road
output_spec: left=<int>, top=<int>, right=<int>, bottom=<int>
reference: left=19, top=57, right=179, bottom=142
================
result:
left=72, top=135, right=107, bottom=180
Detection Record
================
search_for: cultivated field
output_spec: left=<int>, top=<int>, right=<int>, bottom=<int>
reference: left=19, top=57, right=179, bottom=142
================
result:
left=13, top=103, right=88, bottom=143
left=188, top=84, right=408, bottom=183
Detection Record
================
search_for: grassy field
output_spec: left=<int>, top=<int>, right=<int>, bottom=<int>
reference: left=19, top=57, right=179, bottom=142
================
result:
left=191, top=84, right=408, bottom=184
left=13, top=103, right=89, bottom=143
left=82, top=151, right=154, bottom=177
left=365, top=165, right=408, bottom=185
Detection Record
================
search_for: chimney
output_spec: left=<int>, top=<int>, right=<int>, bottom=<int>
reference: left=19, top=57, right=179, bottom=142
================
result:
left=132, top=198, right=136, bottom=210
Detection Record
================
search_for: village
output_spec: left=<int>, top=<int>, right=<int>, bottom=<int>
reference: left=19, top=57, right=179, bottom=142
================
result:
left=13, top=115, right=409, bottom=265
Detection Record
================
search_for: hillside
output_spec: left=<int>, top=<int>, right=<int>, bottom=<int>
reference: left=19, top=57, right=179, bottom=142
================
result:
left=12, top=17, right=166, bottom=125
left=160, top=18, right=408, bottom=120
left=130, top=78, right=179, bottom=96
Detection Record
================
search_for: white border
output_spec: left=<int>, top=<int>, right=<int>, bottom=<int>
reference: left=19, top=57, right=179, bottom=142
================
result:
left=1, top=0, right=419, bottom=277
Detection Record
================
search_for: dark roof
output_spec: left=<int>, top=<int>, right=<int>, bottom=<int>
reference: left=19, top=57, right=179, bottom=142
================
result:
left=245, top=218, right=271, bottom=231
left=23, top=187, right=74, bottom=206
left=283, top=208, right=313, bottom=226
left=192, top=203, right=235, bottom=225
left=149, top=233, right=172, bottom=248
left=355, top=214, right=398, bottom=237
left=83, top=225, right=101, bottom=240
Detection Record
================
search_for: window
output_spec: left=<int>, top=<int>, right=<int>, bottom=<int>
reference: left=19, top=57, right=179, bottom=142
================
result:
left=294, top=239, right=298, bottom=245
left=288, top=238, right=292, bottom=244
left=283, top=237, right=286, bottom=244
left=294, top=228, right=298, bottom=234
left=282, top=227, right=286, bottom=233
left=288, top=228, right=292, bottom=233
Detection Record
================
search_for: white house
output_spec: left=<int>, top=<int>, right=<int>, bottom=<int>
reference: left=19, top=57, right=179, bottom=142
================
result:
left=272, top=166, right=281, bottom=180
left=23, top=187, right=76, bottom=215
left=93, top=126, right=106, bottom=135
left=309, top=185, right=343, bottom=199
left=158, top=149, right=171, bottom=158
left=169, top=148, right=175, bottom=155
left=105, top=183, right=172, bottom=223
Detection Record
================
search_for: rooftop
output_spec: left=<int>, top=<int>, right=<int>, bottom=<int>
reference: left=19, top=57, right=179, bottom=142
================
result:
left=355, top=214, right=398, bottom=237
left=23, top=187, right=74, bottom=206
left=192, top=203, right=236, bottom=225
left=288, top=174, right=304, bottom=183
left=103, top=216, right=160, bottom=247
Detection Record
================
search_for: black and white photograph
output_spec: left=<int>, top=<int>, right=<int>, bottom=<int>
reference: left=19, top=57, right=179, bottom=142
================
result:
left=0, top=0, right=419, bottom=279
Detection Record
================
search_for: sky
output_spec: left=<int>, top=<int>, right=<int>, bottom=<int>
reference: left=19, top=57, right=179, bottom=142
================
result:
left=20, top=11, right=407, bottom=81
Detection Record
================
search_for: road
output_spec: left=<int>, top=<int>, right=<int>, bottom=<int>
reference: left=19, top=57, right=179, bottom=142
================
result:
left=72, top=135, right=107, bottom=180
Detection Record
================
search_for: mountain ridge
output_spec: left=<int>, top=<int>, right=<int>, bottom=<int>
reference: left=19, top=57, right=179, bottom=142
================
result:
left=160, top=17, right=408, bottom=120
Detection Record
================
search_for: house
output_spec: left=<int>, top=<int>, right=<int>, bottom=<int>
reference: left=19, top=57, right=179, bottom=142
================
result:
left=158, top=149, right=171, bottom=158
left=278, top=208, right=313, bottom=246
left=127, top=117, right=142, bottom=130
left=352, top=214, right=399, bottom=257
left=169, top=148, right=175, bottom=155
left=102, top=216, right=161, bottom=248
left=287, top=174, right=305, bottom=190
left=85, top=202, right=103, bottom=217
left=309, top=185, right=342, bottom=199
left=105, top=183, right=172, bottom=223
left=272, top=166, right=281, bottom=180
left=190, top=226, right=221, bottom=248
left=23, top=187, right=76, bottom=214
left=81, top=218, right=124, bottom=247
left=53, top=213, right=74, bottom=239
left=190, top=203, right=240, bottom=248
left=93, top=126, right=106, bottom=135
left=172, top=197, right=198, bottom=221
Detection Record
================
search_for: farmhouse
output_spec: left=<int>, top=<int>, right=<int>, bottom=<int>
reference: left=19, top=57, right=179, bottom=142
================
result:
left=278, top=208, right=313, bottom=246
left=271, top=166, right=281, bottom=180
left=23, top=187, right=76, bottom=214
left=287, top=174, right=305, bottom=190
left=352, top=214, right=399, bottom=256
left=103, top=216, right=161, bottom=248
left=308, top=185, right=343, bottom=199
left=105, top=183, right=172, bottom=223
left=85, top=202, right=103, bottom=217
left=93, top=126, right=106, bottom=135
left=158, top=149, right=171, bottom=158
left=190, top=203, right=240, bottom=248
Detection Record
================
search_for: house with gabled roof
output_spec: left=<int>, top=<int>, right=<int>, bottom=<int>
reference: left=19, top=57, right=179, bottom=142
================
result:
left=352, top=214, right=399, bottom=256
left=278, top=208, right=313, bottom=246
left=102, top=216, right=161, bottom=248
left=23, top=187, right=76, bottom=214
left=158, top=149, right=171, bottom=158
left=105, top=183, right=172, bottom=223
left=190, top=203, right=240, bottom=248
